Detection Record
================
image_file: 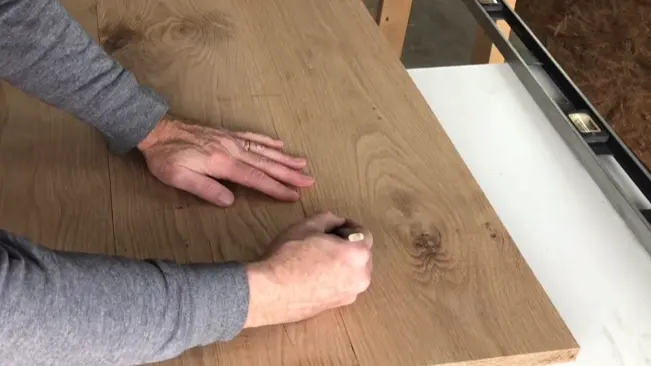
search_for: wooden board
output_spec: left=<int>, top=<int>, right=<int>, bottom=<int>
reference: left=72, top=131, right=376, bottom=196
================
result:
left=96, top=0, right=578, bottom=364
left=0, top=0, right=578, bottom=364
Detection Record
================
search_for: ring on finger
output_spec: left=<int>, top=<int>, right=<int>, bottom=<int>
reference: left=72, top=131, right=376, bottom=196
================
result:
left=243, top=140, right=251, bottom=152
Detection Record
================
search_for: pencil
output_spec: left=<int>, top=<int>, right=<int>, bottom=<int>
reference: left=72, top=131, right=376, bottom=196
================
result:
left=329, top=226, right=365, bottom=242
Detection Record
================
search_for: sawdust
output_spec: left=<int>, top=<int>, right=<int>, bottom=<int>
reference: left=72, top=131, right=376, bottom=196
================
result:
left=517, top=0, right=651, bottom=169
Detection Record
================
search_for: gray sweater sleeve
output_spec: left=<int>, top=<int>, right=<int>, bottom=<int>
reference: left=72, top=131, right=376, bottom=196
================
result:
left=0, top=230, right=250, bottom=365
left=0, top=0, right=251, bottom=364
left=0, top=0, right=168, bottom=153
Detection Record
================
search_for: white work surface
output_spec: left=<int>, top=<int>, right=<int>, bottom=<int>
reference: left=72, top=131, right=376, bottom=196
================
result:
left=408, top=64, right=651, bottom=366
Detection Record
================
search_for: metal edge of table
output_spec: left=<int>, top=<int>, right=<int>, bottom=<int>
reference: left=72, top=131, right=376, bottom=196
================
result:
left=460, top=0, right=651, bottom=257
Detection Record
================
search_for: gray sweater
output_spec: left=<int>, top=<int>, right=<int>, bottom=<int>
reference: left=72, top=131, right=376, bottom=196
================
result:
left=0, top=0, right=249, bottom=365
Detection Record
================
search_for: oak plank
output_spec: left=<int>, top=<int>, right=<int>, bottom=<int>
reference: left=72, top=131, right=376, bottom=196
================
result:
left=241, top=1, right=578, bottom=364
left=97, top=1, right=358, bottom=365
left=97, top=0, right=578, bottom=365
left=0, top=0, right=114, bottom=255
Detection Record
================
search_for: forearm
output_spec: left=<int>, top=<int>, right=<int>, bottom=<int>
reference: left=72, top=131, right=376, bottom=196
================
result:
left=0, top=230, right=249, bottom=365
left=0, top=0, right=168, bottom=153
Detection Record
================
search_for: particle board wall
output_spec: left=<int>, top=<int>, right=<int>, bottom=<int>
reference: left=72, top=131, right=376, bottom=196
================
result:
left=0, top=0, right=578, bottom=365
left=517, top=0, right=651, bottom=172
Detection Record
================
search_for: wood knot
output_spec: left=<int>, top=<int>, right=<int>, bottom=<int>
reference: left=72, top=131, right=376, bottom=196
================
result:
left=165, top=13, right=233, bottom=47
left=413, top=231, right=442, bottom=256
left=408, top=225, right=451, bottom=280
left=484, top=222, right=499, bottom=240
left=102, top=25, right=140, bottom=54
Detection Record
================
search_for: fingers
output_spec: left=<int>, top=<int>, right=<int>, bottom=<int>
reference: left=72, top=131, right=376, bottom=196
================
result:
left=165, top=167, right=235, bottom=207
left=298, top=213, right=373, bottom=247
left=239, top=151, right=314, bottom=188
left=324, top=218, right=373, bottom=249
left=250, top=143, right=307, bottom=170
left=303, top=212, right=347, bottom=233
left=232, top=132, right=284, bottom=149
left=283, top=212, right=346, bottom=241
left=226, top=159, right=300, bottom=201
left=238, top=139, right=307, bottom=170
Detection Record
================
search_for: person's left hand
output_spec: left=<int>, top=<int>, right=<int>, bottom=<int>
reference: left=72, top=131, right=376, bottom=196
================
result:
left=137, top=115, right=315, bottom=206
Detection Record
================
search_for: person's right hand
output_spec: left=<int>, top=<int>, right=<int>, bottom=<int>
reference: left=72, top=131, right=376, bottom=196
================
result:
left=243, top=212, right=374, bottom=328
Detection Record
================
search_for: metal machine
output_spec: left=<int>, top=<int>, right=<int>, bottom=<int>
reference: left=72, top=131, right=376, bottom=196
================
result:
left=463, top=0, right=651, bottom=255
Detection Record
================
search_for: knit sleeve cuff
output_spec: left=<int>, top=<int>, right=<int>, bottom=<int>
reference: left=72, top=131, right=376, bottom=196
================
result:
left=104, top=86, right=170, bottom=154
left=182, top=262, right=250, bottom=345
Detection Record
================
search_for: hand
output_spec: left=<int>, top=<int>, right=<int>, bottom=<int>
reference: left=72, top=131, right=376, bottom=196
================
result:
left=137, top=115, right=315, bottom=206
left=243, top=212, right=373, bottom=328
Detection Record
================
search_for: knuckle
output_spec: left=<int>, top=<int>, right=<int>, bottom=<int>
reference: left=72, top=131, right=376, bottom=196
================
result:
left=351, top=273, right=371, bottom=293
left=317, top=210, right=335, bottom=218
left=220, top=158, right=237, bottom=175
left=251, top=142, right=265, bottom=153
left=256, top=155, right=271, bottom=165
left=344, top=245, right=370, bottom=266
left=164, top=167, right=185, bottom=185
left=357, top=277, right=371, bottom=293
left=245, top=167, right=267, bottom=183
left=324, top=211, right=338, bottom=218
left=311, top=210, right=338, bottom=223
left=343, top=295, right=357, bottom=306
left=211, top=151, right=230, bottom=166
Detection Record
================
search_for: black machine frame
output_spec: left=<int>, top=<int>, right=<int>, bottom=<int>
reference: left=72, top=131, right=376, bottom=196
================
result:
left=461, top=0, right=651, bottom=255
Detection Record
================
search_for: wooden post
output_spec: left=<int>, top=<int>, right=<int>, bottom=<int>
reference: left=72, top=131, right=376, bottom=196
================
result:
left=377, top=0, right=413, bottom=57
left=471, top=0, right=517, bottom=64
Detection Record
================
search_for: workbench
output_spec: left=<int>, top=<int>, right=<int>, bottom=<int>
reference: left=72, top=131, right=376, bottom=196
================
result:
left=3, top=0, right=650, bottom=365
left=409, top=64, right=651, bottom=365
left=374, top=0, right=517, bottom=64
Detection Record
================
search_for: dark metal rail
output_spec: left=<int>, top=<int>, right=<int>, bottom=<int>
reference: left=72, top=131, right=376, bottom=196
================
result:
left=461, top=0, right=651, bottom=255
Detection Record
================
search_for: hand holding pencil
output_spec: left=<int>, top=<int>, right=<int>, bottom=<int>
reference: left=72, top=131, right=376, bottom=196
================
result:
left=243, top=212, right=373, bottom=329
left=328, top=220, right=366, bottom=242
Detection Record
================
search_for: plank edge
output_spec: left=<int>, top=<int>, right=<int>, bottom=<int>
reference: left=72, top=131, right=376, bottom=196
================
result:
left=439, top=347, right=580, bottom=366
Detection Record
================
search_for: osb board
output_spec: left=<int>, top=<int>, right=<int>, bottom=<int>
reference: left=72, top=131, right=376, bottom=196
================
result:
left=517, top=0, right=651, bottom=170
left=0, top=0, right=578, bottom=364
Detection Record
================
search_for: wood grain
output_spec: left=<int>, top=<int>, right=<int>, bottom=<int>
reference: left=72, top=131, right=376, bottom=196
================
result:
left=97, top=1, right=357, bottom=365
left=377, top=0, right=413, bottom=57
left=0, top=0, right=114, bottom=255
left=441, top=349, right=578, bottom=366
left=93, top=0, right=580, bottom=364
